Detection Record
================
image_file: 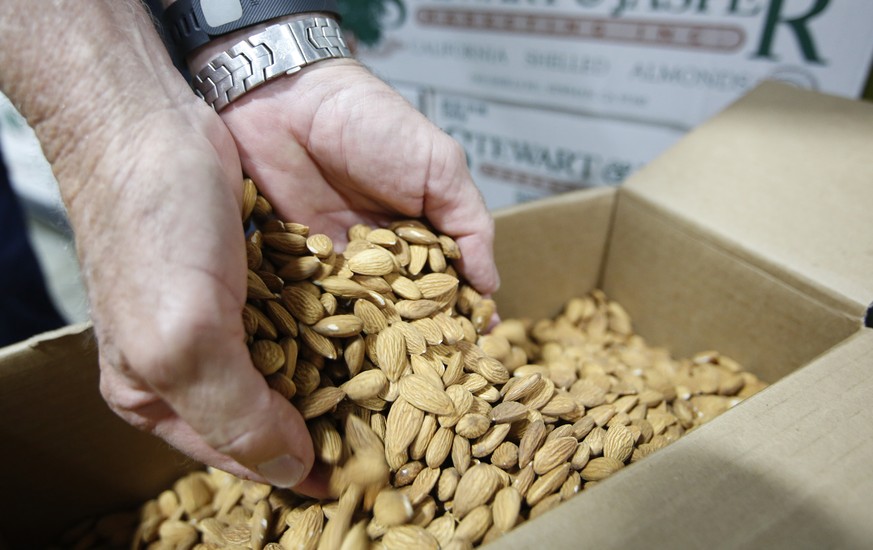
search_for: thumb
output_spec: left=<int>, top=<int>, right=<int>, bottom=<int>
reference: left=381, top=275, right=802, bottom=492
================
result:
left=149, top=331, right=316, bottom=489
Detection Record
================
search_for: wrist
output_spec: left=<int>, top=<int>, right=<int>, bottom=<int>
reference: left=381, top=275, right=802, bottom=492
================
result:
left=185, top=13, right=352, bottom=111
left=2, top=2, right=206, bottom=207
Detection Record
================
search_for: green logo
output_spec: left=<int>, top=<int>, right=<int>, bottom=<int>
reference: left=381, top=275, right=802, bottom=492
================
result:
left=338, top=0, right=407, bottom=46
left=753, top=0, right=829, bottom=64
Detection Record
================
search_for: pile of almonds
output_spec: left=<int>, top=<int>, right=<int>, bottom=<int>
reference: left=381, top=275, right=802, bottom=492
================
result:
left=68, top=179, right=767, bottom=550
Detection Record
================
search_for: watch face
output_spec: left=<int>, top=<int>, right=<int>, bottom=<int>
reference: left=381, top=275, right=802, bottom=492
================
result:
left=200, top=0, right=243, bottom=27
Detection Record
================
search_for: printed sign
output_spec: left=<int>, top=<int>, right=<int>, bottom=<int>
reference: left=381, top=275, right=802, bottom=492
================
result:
left=431, top=91, right=683, bottom=209
left=344, top=0, right=873, bottom=207
left=352, top=0, right=873, bottom=127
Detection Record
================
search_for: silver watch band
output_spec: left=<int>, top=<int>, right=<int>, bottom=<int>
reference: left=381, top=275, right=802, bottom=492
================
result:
left=192, top=16, right=351, bottom=112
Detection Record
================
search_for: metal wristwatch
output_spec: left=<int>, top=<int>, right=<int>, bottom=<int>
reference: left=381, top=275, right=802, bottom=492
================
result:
left=165, top=0, right=341, bottom=56
left=191, top=16, right=352, bottom=111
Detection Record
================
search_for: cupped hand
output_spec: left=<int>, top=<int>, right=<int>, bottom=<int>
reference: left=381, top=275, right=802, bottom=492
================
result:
left=216, top=59, right=500, bottom=295
left=64, top=104, right=324, bottom=495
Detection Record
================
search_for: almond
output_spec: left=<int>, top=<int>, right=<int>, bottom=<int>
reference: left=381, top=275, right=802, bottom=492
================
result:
left=453, top=504, right=492, bottom=544
left=385, top=398, right=424, bottom=457
left=525, top=463, right=570, bottom=507
left=398, top=374, right=455, bottom=416
left=375, top=326, right=407, bottom=382
left=491, top=487, right=521, bottom=532
left=387, top=275, right=423, bottom=300
left=347, top=247, right=395, bottom=276
left=306, top=234, right=334, bottom=259
left=603, top=424, right=636, bottom=463
left=247, top=269, right=276, bottom=300
left=341, top=369, right=388, bottom=402
left=373, top=489, right=412, bottom=527
left=490, top=401, right=528, bottom=424
left=517, top=419, right=547, bottom=469
left=532, top=436, right=578, bottom=476
left=408, top=244, right=428, bottom=275
left=250, top=340, right=285, bottom=376
left=580, top=456, right=625, bottom=481
left=281, top=286, right=325, bottom=325
left=393, top=225, right=438, bottom=244
left=296, top=387, right=346, bottom=420
left=277, top=255, right=322, bottom=281
left=452, top=464, right=501, bottom=518
left=354, top=299, right=387, bottom=334
left=365, top=228, right=398, bottom=246
left=415, top=273, right=459, bottom=300
left=425, top=427, right=454, bottom=468
left=382, top=525, right=439, bottom=550
left=312, top=315, right=364, bottom=338
left=395, top=300, right=443, bottom=320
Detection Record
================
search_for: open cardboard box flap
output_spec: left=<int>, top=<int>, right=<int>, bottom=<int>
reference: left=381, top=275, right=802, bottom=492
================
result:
left=622, top=81, right=873, bottom=321
left=2, top=83, right=872, bottom=547
left=493, top=83, right=867, bottom=384
left=0, top=324, right=197, bottom=546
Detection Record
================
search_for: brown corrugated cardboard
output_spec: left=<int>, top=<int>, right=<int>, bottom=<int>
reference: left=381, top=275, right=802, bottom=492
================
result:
left=493, top=330, right=873, bottom=549
left=492, top=188, right=858, bottom=383
left=0, top=324, right=196, bottom=547
left=602, top=191, right=858, bottom=382
left=492, top=186, right=615, bottom=322
left=623, top=82, right=873, bottom=321
left=1, top=82, right=871, bottom=548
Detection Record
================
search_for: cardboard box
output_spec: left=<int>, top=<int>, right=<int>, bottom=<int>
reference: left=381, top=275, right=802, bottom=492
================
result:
left=1, top=82, right=872, bottom=548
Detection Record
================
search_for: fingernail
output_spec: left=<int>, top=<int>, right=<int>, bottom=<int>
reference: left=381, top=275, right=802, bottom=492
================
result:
left=258, top=454, right=305, bottom=488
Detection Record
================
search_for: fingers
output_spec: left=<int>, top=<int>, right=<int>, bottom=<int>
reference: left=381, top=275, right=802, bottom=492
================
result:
left=153, top=402, right=328, bottom=498
left=95, top=272, right=316, bottom=491
left=154, top=334, right=315, bottom=489
left=104, top=340, right=317, bottom=490
left=219, top=62, right=500, bottom=287
left=454, top=231, right=501, bottom=296
left=100, top=363, right=330, bottom=498
left=421, top=138, right=501, bottom=295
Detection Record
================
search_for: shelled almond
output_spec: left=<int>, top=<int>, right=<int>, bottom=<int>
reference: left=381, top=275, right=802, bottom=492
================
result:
left=71, top=178, right=768, bottom=549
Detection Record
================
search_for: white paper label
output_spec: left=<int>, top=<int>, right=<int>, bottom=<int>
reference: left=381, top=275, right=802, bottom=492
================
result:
left=356, top=0, right=873, bottom=128
left=430, top=91, right=683, bottom=210
left=349, top=0, right=873, bottom=207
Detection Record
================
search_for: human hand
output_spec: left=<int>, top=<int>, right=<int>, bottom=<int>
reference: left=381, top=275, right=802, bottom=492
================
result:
left=1, top=1, right=323, bottom=495
left=203, top=57, right=500, bottom=295
left=69, top=104, right=328, bottom=494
